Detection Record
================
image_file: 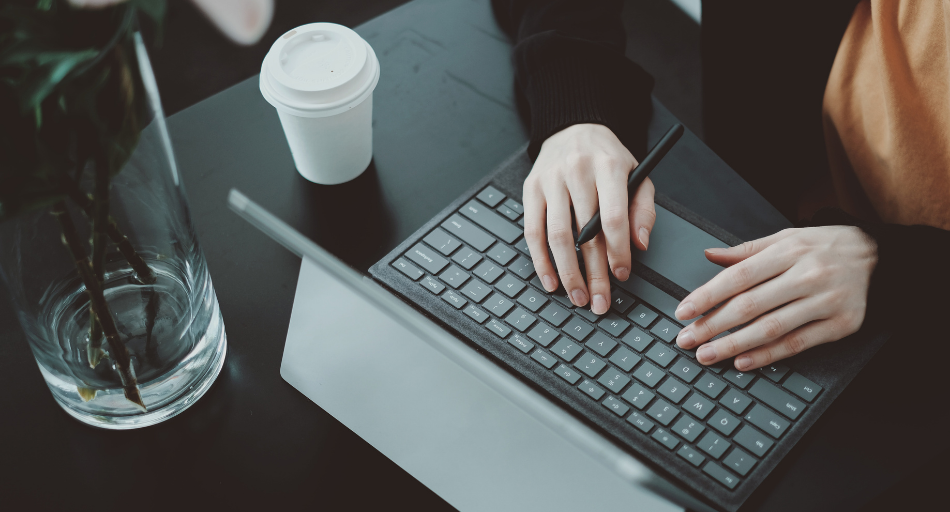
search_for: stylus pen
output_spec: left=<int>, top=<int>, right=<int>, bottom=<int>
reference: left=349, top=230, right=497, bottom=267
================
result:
left=574, top=123, right=685, bottom=248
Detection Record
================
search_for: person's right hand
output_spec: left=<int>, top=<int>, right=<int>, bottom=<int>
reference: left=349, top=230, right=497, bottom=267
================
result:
left=523, top=123, right=657, bottom=315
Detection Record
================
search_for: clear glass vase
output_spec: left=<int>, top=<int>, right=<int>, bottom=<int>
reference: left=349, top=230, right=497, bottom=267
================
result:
left=0, top=32, right=227, bottom=429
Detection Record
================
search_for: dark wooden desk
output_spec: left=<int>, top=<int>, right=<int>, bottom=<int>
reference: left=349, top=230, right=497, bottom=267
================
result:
left=0, top=1, right=924, bottom=511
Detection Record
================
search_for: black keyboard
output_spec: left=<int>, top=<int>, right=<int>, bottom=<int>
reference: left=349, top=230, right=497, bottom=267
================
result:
left=376, top=184, right=827, bottom=504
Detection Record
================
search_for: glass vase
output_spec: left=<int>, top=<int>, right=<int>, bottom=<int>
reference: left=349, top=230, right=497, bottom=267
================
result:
left=0, top=32, right=227, bottom=429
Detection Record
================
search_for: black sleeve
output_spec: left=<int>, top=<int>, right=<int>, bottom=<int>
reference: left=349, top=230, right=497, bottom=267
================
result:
left=807, top=209, right=950, bottom=329
left=491, top=0, right=655, bottom=160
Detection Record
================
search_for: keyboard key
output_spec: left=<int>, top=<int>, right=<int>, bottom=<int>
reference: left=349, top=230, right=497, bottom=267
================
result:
left=628, top=304, right=658, bottom=327
left=503, top=198, right=524, bottom=215
left=553, top=294, right=573, bottom=308
left=627, top=412, right=655, bottom=433
left=650, top=319, right=680, bottom=342
left=472, top=261, right=504, bottom=284
left=602, top=396, right=630, bottom=416
left=579, top=379, right=606, bottom=400
left=683, top=393, right=715, bottom=420
left=487, top=244, right=517, bottom=265
left=486, top=319, right=511, bottom=338
left=707, top=361, right=728, bottom=374
left=670, top=357, right=701, bottom=383
left=723, top=369, right=755, bottom=389
left=610, top=289, right=636, bottom=314
left=451, top=246, right=483, bottom=270
left=720, top=388, right=753, bottom=415
left=709, top=409, right=740, bottom=436
left=495, top=274, right=525, bottom=297
left=645, top=344, right=677, bottom=367
left=657, top=377, right=690, bottom=404
left=575, top=307, right=600, bottom=323
left=531, top=349, right=557, bottom=369
left=598, top=313, right=630, bottom=337
left=576, top=353, right=607, bottom=378
left=734, top=425, right=774, bottom=457
left=696, top=373, right=727, bottom=399
left=783, top=372, right=822, bottom=402
left=504, top=307, right=536, bottom=332
left=538, top=303, right=570, bottom=327
left=723, top=448, right=757, bottom=476
left=632, top=361, right=664, bottom=388
left=518, top=217, right=525, bottom=227
left=441, top=290, right=467, bottom=309
left=646, top=399, right=679, bottom=426
left=460, top=278, right=491, bottom=302
left=554, top=364, right=582, bottom=384
left=703, top=462, right=740, bottom=490
left=461, top=200, right=521, bottom=243
left=516, top=286, right=548, bottom=312
left=562, top=317, right=594, bottom=341
left=621, top=383, right=655, bottom=410
left=551, top=338, right=583, bottom=362
left=406, top=243, right=450, bottom=274
left=622, top=328, right=653, bottom=352
left=438, top=265, right=470, bottom=289
left=496, top=204, right=520, bottom=221
left=671, top=415, right=706, bottom=443
left=677, top=445, right=706, bottom=467
left=507, top=255, right=535, bottom=280
left=652, top=428, right=679, bottom=450
left=609, top=347, right=641, bottom=372
left=507, top=333, right=535, bottom=354
left=420, top=276, right=446, bottom=294
left=476, top=186, right=506, bottom=207
left=585, top=332, right=618, bottom=357
left=514, top=237, right=530, bottom=255
left=463, top=305, right=489, bottom=324
left=423, top=228, right=462, bottom=255
left=759, top=363, right=790, bottom=383
left=745, top=404, right=790, bottom=439
left=441, top=215, right=494, bottom=252
left=392, top=258, right=423, bottom=280
left=749, top=380, right=806, bottom=420
left=597, top=368, right=630, bottom=393
left=527, top=323, right=559, bottom=347
left=484, top=293, right=515, bottom=316
left=698, top=431, right=730, bottom=459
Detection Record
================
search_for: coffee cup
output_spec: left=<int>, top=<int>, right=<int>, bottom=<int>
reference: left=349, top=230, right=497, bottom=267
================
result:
left=260, top=23, right=380, bottom=184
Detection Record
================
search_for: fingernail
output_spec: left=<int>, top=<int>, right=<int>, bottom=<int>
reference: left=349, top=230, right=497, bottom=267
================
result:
left=541, top=275, right=556, bottom=292
left=677, top=329, right=695, bottom=348
left=736, top=356, right=753, bottom=370
left=675, top=301, right=695, bottom=320
left=615, top=267, right=629, bottom=281
left=705, top=247, right=725, bottom=255
left=697, top=344, right=717, bottom=363
left=571, top=289, right=589, bottom=307
left=639, top=228, right=650, bottom=249
left=592, top=294, right=608, bottom=314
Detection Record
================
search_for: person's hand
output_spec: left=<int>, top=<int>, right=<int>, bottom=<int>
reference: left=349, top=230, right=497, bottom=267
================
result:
left=674, top=226, right=877, bottom=370
left=523, top=123, right=656, bottom=315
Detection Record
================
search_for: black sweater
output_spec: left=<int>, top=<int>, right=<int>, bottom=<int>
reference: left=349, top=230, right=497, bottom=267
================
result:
left=491, top=0, right=950, bottom=331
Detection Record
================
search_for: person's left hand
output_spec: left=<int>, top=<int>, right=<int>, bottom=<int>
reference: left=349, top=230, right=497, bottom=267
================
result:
left=674, top=226, right=877, bottom=370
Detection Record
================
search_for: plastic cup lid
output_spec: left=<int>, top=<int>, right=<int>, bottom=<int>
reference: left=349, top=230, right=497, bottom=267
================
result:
left=260, top=23, right=380, bottom=118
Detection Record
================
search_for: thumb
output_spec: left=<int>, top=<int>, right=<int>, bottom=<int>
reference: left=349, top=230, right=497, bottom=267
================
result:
left=705, top=229, right=796, bottom=267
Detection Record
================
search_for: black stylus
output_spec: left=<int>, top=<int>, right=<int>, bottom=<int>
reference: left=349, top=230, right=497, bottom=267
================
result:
left=574, top=123, right=685, bottom=248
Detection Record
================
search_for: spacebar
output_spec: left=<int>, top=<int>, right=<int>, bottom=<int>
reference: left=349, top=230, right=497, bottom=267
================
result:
left=613, top=274, right=695, bottom=326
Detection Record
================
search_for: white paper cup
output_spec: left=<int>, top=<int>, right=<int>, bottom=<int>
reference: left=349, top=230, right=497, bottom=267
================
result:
left=260, top=23, right=380, bottom=184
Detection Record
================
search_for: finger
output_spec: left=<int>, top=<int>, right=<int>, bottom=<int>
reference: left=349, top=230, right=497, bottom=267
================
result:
left=703, top=229, right=798, bottom=267
left=579, top=233, right=612, bottom=315
left=594, top=168, right=632, bottom=280
left=629, top=176, right=656, bottom=251
left=694, top=296, right=823, bottom=365
left=676, top=270, right=806, bottom=349
left=523, top=180, right=558, bottom=292
left=731, top=318, right=841, bottom=370
left=675, top=240, right=797, bottom=321
left=546, top=185, right=588, bottom=306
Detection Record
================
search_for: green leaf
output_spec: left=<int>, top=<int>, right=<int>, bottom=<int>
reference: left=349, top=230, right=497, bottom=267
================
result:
left=8, top=50, right=98, bottom=110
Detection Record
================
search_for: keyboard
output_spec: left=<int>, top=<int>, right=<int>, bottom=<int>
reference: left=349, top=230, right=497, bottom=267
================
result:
left=373, top=183, right=828, bottom=508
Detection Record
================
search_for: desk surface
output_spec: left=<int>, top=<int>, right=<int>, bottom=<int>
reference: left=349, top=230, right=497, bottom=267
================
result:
left=0, top=1, right=921, bottom=510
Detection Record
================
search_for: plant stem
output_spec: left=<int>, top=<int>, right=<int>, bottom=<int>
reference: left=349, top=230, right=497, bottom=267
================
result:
left=87, top=159, right=110, bottom=367
left=52, top=201, right=145, bottom=410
